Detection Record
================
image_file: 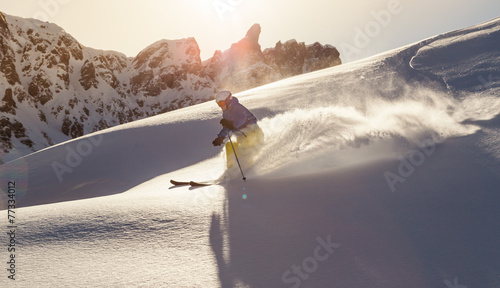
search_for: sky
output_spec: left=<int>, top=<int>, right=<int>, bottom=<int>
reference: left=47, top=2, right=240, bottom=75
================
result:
left=0, top=0, right=499, bottom=62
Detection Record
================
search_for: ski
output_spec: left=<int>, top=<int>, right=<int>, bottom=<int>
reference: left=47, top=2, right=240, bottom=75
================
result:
left=189, top=181, right=212, bottom=187
left=170, top=180, right=215, bottom=187
left=170, top=180, right=190, bottom=186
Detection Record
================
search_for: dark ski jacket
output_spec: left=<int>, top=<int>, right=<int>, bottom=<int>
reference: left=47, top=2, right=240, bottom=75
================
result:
left=217, top=97, right=257, bottom=138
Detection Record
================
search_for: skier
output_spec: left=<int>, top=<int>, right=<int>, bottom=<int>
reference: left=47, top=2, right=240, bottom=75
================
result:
left=212, top=90, right=264, bottom=168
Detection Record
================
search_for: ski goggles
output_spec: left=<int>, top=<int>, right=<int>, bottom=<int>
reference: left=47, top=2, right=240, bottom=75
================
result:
left=217, top=101, right=226, bottom=107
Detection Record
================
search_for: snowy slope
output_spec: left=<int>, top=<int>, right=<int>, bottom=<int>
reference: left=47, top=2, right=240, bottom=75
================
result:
left=1, top=17, right=500, bottom=288
left=0, top=13, right=340, bottom=164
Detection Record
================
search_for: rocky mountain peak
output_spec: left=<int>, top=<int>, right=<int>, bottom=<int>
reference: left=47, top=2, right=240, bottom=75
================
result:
left=230, top=23, right=262, bottom=53
left=205, top=23, right=341, bottom=93
left=243, top=23, right=261, bottom=49
left=133, top=38, right=201, bottom=70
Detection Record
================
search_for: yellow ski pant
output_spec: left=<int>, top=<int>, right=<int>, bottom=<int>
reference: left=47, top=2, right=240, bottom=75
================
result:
left=225, top=126, right=264, bottom=168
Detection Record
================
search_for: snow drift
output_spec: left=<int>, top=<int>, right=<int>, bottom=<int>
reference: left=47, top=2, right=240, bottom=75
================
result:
left=0, top=17, right=499, bottom=288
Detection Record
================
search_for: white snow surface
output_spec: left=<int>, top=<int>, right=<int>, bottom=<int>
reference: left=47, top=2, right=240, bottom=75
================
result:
left=1, top=18, right=500, bottom=287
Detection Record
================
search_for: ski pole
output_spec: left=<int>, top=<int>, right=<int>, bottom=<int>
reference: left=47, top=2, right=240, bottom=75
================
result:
left=235, top=129, right=247, bottom=137
left=228, top=132, right=246, bottom=181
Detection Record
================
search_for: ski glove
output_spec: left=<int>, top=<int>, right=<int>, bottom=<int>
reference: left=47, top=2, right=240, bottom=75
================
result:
left=220, top=119, right=235, bottom=130
left=212, top=137, right=224, bottom=146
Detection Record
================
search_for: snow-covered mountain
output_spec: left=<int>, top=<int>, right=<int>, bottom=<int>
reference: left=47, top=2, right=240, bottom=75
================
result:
left=0, top=15, right=499, bottom=288
left=0, top=12, right=341, bottom=163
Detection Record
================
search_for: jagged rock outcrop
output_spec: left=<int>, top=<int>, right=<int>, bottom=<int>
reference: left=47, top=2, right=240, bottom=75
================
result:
left=79, top=60, right=98, bottom=90
left=0, top=116, right=32, bottom=155
left=264, top=40, right=341, bottom=77
left=28, top=71, right=53, bottom=105
left=0, top=11, right=9, bottom=33
left=227, top=23, right=263, bottom=63
left=0, top=12, right=341, bottom=163
left=0, top=13, right=19, bottom=87
left=0, top=88, right=16, bottom=114
left=204, top=23, right=341, bottom=93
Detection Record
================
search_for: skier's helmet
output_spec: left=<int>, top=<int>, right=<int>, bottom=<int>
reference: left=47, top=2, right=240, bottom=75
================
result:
left=215, top=90, right=232, bottom=104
